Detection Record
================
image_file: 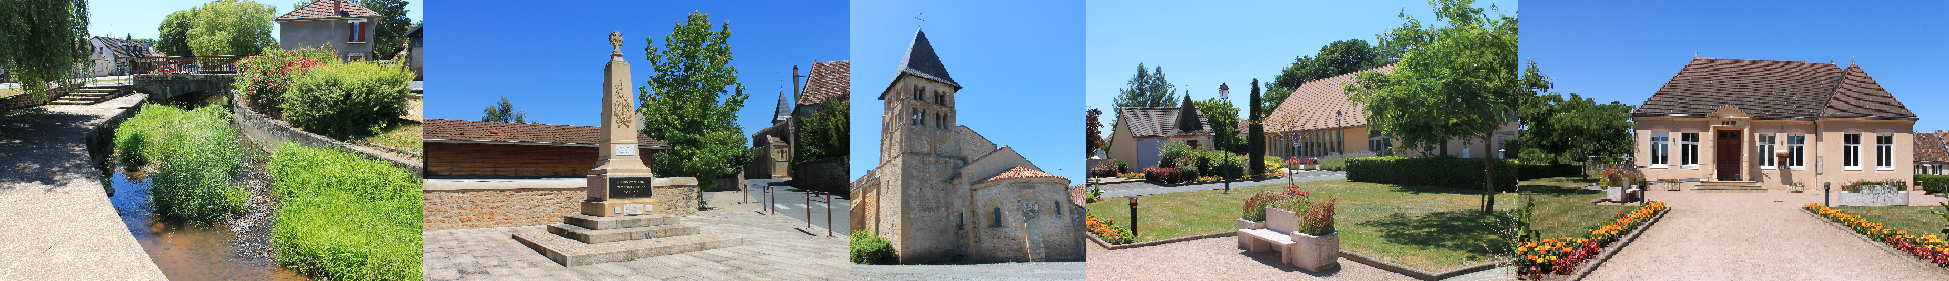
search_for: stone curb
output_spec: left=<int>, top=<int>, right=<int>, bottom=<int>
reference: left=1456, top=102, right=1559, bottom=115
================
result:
left=1801, top=208, right=1949, bottom=274
left=1564, top=208, right=1666, bottom=281
left=1089, top=230, right=1505, bottom=280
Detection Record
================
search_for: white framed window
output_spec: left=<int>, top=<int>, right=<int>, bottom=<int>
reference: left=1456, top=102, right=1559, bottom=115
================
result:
left=1650, top=132, right=1670, bottom=168
left=1788, top=134, right=1806, bottom=170
left=1877, top=134, right=1894, bottom=170
left=1844, top=133, right=1862, bottom=170
left=1680, top=132, right=1700, bottom=169
left=347, top=52, right=366, bottom=61
left=1757, top=133, right=1776, bottom=169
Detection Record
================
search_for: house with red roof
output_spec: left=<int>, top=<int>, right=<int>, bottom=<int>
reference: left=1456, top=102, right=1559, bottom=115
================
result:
left=1632, top=58, right=1919, bottom=190
left=747, top=60, right=849, bottom=179
left=1916, top=131, right=1948, bottom=175
left=275, top=0, right=380, bottom=61
left=1254, top=64, right=1519, bottom=161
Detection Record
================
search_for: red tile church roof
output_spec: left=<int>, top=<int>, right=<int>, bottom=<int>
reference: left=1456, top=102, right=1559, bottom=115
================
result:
left=978, top=166, right=1063, bottom=184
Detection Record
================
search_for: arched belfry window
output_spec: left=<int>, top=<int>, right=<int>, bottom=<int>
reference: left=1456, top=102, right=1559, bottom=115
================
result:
left=991, top=207, right=1003, bottom=227
left=1053, top=201, right=1063, bottom=216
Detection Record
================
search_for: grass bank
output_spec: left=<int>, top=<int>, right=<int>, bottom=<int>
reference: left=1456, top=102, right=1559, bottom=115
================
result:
left=270, top=145, right=422, bottom=280
left=1517, top=178, right=1638, bottom=238
left=114, top=103, right=247, bottom=223
left=1085, top=180, right=1516, bottom=272
left=1836, top=206, right=1949, bottom=237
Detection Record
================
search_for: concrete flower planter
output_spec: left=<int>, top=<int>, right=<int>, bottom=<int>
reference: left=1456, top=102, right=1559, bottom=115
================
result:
left=1291, top=231, right=1340, bottom=272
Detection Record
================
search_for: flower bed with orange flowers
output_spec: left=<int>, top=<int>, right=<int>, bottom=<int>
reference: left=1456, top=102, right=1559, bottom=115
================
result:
left=1087, top=214, right=1135, bottom=245
left=1806, top=203, right=1949, bottom=267
left=1517, top=201, right=1667, bottom=280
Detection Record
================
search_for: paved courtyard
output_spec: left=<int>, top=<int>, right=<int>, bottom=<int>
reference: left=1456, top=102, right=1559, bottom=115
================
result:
left=1086, top=236, right=1510, bottom=280
left=1583, top=190, right=1949, bottom=280
left=0, top=94, right=165, bottom=280
left=422, top=191, right=850, bottom=280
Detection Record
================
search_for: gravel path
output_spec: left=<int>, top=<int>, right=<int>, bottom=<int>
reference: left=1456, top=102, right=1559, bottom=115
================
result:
left=0, top=95, right=166, bottom=280
left=1096, top=170, right=1346, bottom=198
left=1582, top=191, right=1949, bottom=281
left=1086, top=236, right=1510, bottom=280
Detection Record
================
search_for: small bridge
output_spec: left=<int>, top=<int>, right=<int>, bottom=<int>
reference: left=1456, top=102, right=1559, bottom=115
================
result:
left=133, top=74, right=235, bottom=103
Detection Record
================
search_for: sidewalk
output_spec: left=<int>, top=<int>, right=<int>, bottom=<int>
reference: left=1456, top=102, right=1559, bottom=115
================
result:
left=1582, top=191, right=1949, bottom=280
left=0, top=94, right=165, bottom=279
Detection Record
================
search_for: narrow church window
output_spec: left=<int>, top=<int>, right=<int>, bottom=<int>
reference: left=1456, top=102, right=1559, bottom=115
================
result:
left=1053, top=201, right=1063, bottom=216
left=992, top=207, right=1003, bottom=227
left=919, top=110, right=928, bottom=127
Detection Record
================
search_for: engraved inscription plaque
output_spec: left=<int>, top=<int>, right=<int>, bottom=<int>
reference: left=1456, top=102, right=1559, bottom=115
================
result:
left=616, top=144, right=637, bottom=156
left=610, top=177, right=655, bottom=198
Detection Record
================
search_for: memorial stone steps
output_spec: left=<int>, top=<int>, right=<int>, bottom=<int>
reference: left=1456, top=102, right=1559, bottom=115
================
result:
left=513, top=213, right=742, bottom=267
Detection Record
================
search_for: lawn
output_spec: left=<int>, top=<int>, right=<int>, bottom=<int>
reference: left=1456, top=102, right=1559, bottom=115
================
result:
left=1836, top=205, right=1949, bottom=237
left=349, top=96, right=422, bottom=154
left=1085, top=180, right=1518, bottom=272
left=1517, top=179, right=1639, bottom=239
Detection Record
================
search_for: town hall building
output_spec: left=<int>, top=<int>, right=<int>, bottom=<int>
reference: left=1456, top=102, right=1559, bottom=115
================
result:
left=1632, top=58, right=1919, bottom=190
left=850, top=29, right=1084, bottom=264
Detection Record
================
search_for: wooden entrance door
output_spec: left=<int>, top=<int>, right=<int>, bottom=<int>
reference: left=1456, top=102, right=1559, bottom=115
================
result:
left=1716, top=130, right=1742, bottom=181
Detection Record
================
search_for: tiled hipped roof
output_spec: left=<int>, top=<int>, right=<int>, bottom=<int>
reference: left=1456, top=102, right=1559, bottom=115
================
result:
left=276, top=0, right=380, bottom=21
left=1119, top=106, right=1211, bottom=138
left=1255, top=64, right=1395, bottom=133
left=798, top=60, right=850, bottom=106
left=1917, top=132, right=1949, bottom=163
left=977, top=166, right=1064, bottom=184
left=1634, top=58, right=1916, bottom=120
left=423, top=119, right=669, bottom=148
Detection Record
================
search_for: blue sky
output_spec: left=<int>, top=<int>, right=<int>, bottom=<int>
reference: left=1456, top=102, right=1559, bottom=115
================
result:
left=1085, top=0, right=1514, bottom=127
left=88, top=0, right=424, bottom=41
left=423, top=0, right=847, bottom=135
left=1523, top=0, right=1949, bottom=130
left=852, top=0, right=1086, bottom=180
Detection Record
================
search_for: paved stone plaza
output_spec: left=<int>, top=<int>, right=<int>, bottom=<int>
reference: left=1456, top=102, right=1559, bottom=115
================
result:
left=1086, top=236, right=1510, bottom=280
left=0, top=94, right=166, bottom=280
left=1582, top=191, right=1949, bottom=280
left=422, top=191, right=850, bottom=280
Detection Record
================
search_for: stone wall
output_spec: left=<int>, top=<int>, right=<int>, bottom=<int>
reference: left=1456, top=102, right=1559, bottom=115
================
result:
left=969, top=177, right=1085, bottom=263
left=423, top=187, right=583, bottom=230
left=791, top=156, right=849, bottom=193
left=132, top=74, right=233, bottom=103
left=0, top=88, right=71, bottom=113
left=426, top=142, right=600, bottom=178
left=231, top=96, right=423, bottom=178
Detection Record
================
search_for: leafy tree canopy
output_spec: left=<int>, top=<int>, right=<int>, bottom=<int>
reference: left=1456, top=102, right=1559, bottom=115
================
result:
left=156, top=9, right=196, bottom=56
left=1111, top=63, right=1178, bottom=124
left=186, top=0, right=276, bottom=56
left=638, top=11, right=750, bottom=190
left=1517, top=88, right=1636, bottom=165
left=361, top=0, right=412, bottom=60
left=796, top=99, right=848, bottom=162
left=481, top=96, right=529, bottom=123
left=0, top=0, right=90, bottom=101
left=1086, top=108, right=1105, bottom=154
left=1193, top=97, right=1245, bottom=154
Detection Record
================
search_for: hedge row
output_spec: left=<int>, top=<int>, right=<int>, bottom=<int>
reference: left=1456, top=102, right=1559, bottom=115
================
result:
left=283, top=61, right=414, bottom=140
left=1517, top=163, right=1585, bottom=180
left=1915, top=174, right=1949, bottom=194
left=1346, top=156, right=1517, bottom=191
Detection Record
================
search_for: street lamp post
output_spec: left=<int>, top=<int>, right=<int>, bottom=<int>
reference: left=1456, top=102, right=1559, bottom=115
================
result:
left=1219, top=83, right=1231, bottom=193
left=1127, top=196, right=1140, bottom=237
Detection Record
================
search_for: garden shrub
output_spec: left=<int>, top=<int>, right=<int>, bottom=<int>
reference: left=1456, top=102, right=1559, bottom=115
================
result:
left=850, top=230, right=898, bottom=265
left=1916, top=175, right=1949, bottom=194
left=1143, top=167, right=1183, bottom=184
left=1317, top=151, right=1376, bottom=171
left=233, top=46, right=335, bottom=117
left=1240, top=192, right=1283, bottom=221
left=114, top=104, right=247, bottom=223
left=1158, top=142, right=1191, bottom=169
left=270, top=145, right=422, bottom=280
left=1115, top=160, right=1129, bottom=174
left=1089, top=161, right=1120, bottom=177
left=1086, top=214, right=1134, bottom=244
left=1517, top=163, right=1585, bottom=180
left=1263, top=156, right=1286, bottom=171
left=1345, top=156, right=1518, bottom=191
left=283, top=61, right=414, bottom=140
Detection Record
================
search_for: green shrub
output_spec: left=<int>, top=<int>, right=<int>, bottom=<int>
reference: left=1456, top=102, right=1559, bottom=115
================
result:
left=1241, top=192, right=1283, bottom=221
left=234, top=46, right=336, bottom=117
left=1345, top=156, right=1518, bottom=191
left=270, top=145, right=422, bottom=280
left=1917, top=175, right=1949, bottom=194
left=1158, top=142, right=1191, bottom=169
left=850, top=230, right=898, bottom=265
left=1263, top=156, right=1286, bottom=171
left=1517, top=163, right=1585, bottom=180
left=114, top=104, right=247, bottom=223
left=1318, top=151, right=1377, bottom=171
left=283, top=61, right=413, bottom=140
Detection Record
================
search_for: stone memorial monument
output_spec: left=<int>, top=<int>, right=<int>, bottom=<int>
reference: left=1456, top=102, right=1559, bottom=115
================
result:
left=512, top=32, right=741, bottom=267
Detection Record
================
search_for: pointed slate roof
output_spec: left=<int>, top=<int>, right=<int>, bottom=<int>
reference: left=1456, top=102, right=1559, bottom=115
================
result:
left=1633, top=58, right=1917, bottom=120
left=880, top=29, right=959, bottom=100
left=1175, top=95, right=1204, bottom=134
left=773, top=90, right=792, bottom=123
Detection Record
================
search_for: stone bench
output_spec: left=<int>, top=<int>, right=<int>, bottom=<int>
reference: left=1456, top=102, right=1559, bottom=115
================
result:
left=1238, top=207, right=1303, bottom=265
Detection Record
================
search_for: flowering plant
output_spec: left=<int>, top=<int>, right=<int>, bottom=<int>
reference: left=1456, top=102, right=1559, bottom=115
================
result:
left=1807, top=203, right=1949, bottom=266
left=233, top=46, right=336, bottom=117
left=1518, top=201, right=1666, bottom=279
left=1086, top=214, right=1134, bottom=244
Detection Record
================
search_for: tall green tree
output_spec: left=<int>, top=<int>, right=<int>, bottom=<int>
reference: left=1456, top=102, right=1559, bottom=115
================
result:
left=1248, top=78, right=1264, bottom=175
left=1262, top=39, right=1398, bottom=113
left=1110, top=63, right=1178, bottom=122
left=1345, top=0, right=1527, bottom=214
left=638, top=11, right=750, bottom=191
left=156, top=9, right=196, bottom=56
left=1086, top=108, right=1105, bottom=155
left=1517, top=89, right=1636, bottom=165
left=1193, top=98, right=1244, bottom=154
left=480, top=96, right=529, bottom=123
left=362, top=0, right=412, bottom=60
left=0, top=0, right=90, bottom=102
left=186, top=0, right=275, bottom=56
left=795, top=99, right=848, bottom=162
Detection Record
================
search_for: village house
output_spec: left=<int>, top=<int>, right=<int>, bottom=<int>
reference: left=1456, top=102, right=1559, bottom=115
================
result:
left=1104, top=96, right=1212, bottom=170
left=274, top=0, right=380, bottom=61
left=1632, top=58, right=1919, bottom=190
left=406, top=22, right=423, bottom=79
left=88, top=36, right=159, bottom=76
left=851, top=29, right=1084, bottom=264
left=1254, top=64, right=1518, bottom=161
left=1912, top=131, right=1946, bottom=175
left=747, top=60, right=850, bottom=179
